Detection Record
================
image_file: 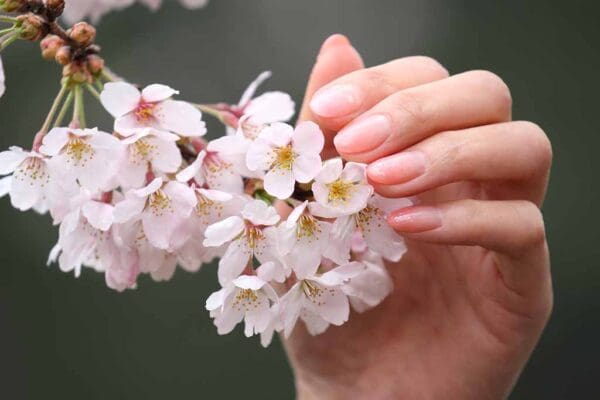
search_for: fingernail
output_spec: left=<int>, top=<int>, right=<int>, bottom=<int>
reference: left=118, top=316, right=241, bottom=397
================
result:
left=310, top=84, right=362, bottom=118
left=388, top=207, right=442, bottom=233
left=334, top=114, right=391, bottom=154
left=368, top=151, right=428, bottom=185
left=320, top=34, right=350, bottom=51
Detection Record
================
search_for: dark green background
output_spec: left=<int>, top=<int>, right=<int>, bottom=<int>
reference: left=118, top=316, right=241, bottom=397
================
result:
left=0, top=0, right=598, bottom=398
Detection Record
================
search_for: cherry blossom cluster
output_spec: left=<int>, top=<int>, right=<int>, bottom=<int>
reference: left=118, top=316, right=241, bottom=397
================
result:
left=0, top=0, right=409, bottom=346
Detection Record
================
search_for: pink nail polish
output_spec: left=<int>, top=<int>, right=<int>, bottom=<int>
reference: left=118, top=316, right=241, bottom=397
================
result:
left=310, top=84, right=362, bottom=118
left=389, top=207, right=442, bottom=233
left=334, top=114, right=391, bottom=154
left=368, top=151, right=428, bottom=185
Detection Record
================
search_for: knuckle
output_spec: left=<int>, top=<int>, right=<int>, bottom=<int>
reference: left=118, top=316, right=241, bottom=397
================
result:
left=360, top=68, right=397, bottom=95
left=467, top=70, right=512, bottom=116
left=389, top=91, right=427, bottom=126
left=408, top=55, right=450, bottom=79
left=517, top=121, right=553, bottom=171
left=517, top=201, right=547, bottom=248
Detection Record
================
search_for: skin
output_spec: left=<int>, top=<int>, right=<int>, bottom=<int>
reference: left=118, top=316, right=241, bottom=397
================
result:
left=284, top=35, right=553, bottom=400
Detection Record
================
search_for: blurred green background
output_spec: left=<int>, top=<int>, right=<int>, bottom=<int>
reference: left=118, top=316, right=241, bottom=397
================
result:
left=1, top=0, right=598, bottom=398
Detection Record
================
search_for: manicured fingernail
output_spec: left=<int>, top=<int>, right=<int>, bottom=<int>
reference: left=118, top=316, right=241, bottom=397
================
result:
left=334, top=114, right=391, bottom=154
left=368, top=151, right=428, bottom=185
left=388, top=207, right=442, bottom=233
left=310, top=84, right=362, bottom=118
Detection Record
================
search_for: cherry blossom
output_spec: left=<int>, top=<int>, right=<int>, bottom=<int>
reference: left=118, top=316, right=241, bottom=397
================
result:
left=246, top=121, right=324, bottom=199
left=203, top=200, right=281, bottom=285
left=40, top=127, right=121, bottom=193
left=343, top=251, right=394, bottom=313
left=0, top=147, right=50, bottom=211
left=311, top=158, right=373, bottom=217
left=176, top=149, right=244, bottom=194
left=206, top=273, right=278, bottom=337
left=100, top=82, right=206, bottom=137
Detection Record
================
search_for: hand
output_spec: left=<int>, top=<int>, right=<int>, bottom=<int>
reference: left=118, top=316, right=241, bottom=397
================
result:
left=285, top=35, right=553, bottom=400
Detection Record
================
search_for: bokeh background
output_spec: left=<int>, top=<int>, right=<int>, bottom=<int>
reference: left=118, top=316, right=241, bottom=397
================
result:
left=1, top=0, right=598, bottom=398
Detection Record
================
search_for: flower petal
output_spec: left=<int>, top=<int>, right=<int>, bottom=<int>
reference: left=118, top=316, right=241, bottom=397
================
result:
left=293, top=153, right=322, bottom=184
left=155, top=100, right=206, bottom=137
left=141, top=84, right=179, bottom=103
left=245, top=92, right=295, bottom=124
left=258, top=122, right=293, bottom=147
left=218, top=239, right=250, bottom=286
left=292, top=121, right=324, bottom=154
left=246, top=139, right=274, bottom=172
left=315, top=158, right=343, bottom=184
left=39, top=128, right=69, bottom=156
left=203, top=216, right=245, bottom=247
left=100, top=81, right=141, bottom=118
left=0, top=148, right=27, bottom=175
left=82, top=201, right=114, bottom=231
left=264, top=167, right=295, bottom=199
left=241, top=200, right=280, bottom=226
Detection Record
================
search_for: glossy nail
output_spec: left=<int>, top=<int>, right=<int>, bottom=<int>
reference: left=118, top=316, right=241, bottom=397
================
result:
left=310, top=84, right=362, bottom=118
left=388, top=207, right=443, bottom=233
left=368, top=151, right=428, bottom=185
left=334, top=114, right=391, bottom=154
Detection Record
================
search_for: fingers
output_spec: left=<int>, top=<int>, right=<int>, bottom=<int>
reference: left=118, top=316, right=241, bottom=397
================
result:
left=367, top=121, right=553, bottom=205
left=298, top=34, right=365, bottom=123
left=309, top=55, right=449, bottom=130
left=388, top=200, right=551, bottom=295
left=334, top=70, right=513, bottom=163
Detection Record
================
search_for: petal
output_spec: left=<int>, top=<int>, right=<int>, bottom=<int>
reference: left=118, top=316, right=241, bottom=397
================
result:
left=293, top=153, right=322, bottom=183
left=132, top=177, right=163, bottom=197
left=315, top=158, right=343, bottom=184
left=238, top=71, right=271, bottom=106
left=155, top=100, right=206, bottom=137
left=149, top=137, right=182, bottom=173
left=100, top=81, right=141, bottom=118
left=233, top=274, right=267, bottom=291
left=113, top=197, right=145, bottom=223
left=285, top=201, right=308, bottom=227
left=316, top=261, right=365, bottom=286
left=264, top=167, right=295, bottom=199
left=244, top=92, right=295, bottom=124
left=82, top=201, right=114, bottom=231
left=39, top=127, right=69, bottom=156
left=0, top=148, right=27, bottom=175
left=218, top=239, right=250, bottom=286
left=163, top=181, right=196, bottom=214
left=343, top=260, right=394, bottom=311
left=245, top=139, right=274, bottom=171
left=0, top=175, right=11, bottom=197
left=141, top=84, right=179, bottom=103
left=241, top=200, right=280, bottom=226
left=258, top=122, right=293, bottom=147
left=114, top=113, right=145, bottom=136
left=301, top=310, right=330, bottom=336
left=342, top=162, right=367, bottom=183
left=292, top=121, right=324, bottom=154
left=10, top=165, right=45, bottom=211
left=305, top=285, right=350, bottom=326
left=203, top=216, right=245, bottom=247
left=176, top=151, right=205, bottom=183
left=206, top=287, right=229, bottom=311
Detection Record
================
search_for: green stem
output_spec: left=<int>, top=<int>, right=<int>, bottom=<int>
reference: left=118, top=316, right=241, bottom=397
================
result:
left=73, top=85, right=86, bottom=128
left=0, top=27, right=15, bottom=36
left=94, top=78, right=103, bottom=92
left=100, top=67, right=121, bottom=82
left=84, top=83, right=101, bottom=100
left=0, top=31, right=18, bottom=51
left=194, top=104, right=224, bottom=121
left=0, top=16, right=18, bottom=24
left=40, top=83, right=69, bottom=133
left=53, top=90, right=74, bottom=128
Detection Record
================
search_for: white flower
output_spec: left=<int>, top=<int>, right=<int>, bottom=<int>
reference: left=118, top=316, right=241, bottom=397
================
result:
left=323, top=195, right=410, bottom=265
left=311, top=158, right=373, bottom=217
left=342, top=251, right=394, bottom=313
left=0, top=146, right=50, bottom=211
left=100, top=82, right=206, bottom=137
left=0, top=56, right=5, bottom=98
left=176, top=149, right=244, bottom=194
left=40, top=127, right=121, bottom=193
left=246, top=121, right=324, bottom=199
left=118, top=128, right=182, bottom=188
left=113, top=177, right=197, bottom=250
left=277, top=201, right=331, bottom=280
left=280, top=262, right=365, bottom=337
left=203, top=199, right=281, bottom=286
left=206, top=274, right=278, bottom=337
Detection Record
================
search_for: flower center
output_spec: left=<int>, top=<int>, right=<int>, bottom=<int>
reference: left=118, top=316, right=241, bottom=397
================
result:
left=195, top=194, right=224, bottom=222
left=131, top=139, right=157, bottom=162
left=65, top=138, right=94, bottom=166
left=327, top=179, right=354, bottom=204
left=356, top=205, right=384, bottom=231
left=15, top=157, right=48, bottom=184
left=246, top=226, right=265, bottom=249
left=297, top=215, right=320, bottom=239
left=274, top=145, right=295, bottom=170
left=232, top=288, right=260, bottom=311
left=134, top=102, right=157, bottom=122
left=148, top=189, right=172, bottom=216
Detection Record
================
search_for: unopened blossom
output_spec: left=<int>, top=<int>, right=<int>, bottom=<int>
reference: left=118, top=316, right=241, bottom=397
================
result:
left=206, top=273, right=278, bottom=337
left=277, top=201, right=331, bottom=280
left=324, top=195, right=409, bottom=264
left=0, top=56, right=5, bottom=98
left=0, top=146, right=50, bottom=211
left=176, top=149, right=244, bottom=194
left=203, top=200, right=281, bottom=286
left=280, top=262, right=365, bottom=337
left=40, top=127, right=121, bottom=193
left=246, top=121, right=324, bottom=199
left=100, top=82, right=206, bottom=137
left=113, top=177, right=196, bottom=250
left=63, top=0, right=210, bottom=24
left=118, top=128, right=182, bottom=188
left=311, top=158, right=373, bottom=217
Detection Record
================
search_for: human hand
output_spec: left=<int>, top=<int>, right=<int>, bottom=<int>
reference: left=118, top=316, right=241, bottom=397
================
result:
left=285, top=35, right=553, bottom=400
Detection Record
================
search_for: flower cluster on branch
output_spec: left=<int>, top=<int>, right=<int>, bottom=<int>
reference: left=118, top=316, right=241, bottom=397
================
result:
left=0, top=0, right=409, bottom=345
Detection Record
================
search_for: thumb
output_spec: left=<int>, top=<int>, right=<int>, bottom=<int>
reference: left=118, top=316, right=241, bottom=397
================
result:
left=298, top=34, right=365, bottom=126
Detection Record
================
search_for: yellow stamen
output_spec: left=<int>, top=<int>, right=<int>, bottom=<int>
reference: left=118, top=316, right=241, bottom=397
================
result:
left=65, top=138, right=94, bottom=166
left=148, top=189, right=172, bottom=216
left=327, top=179, right=355, bottom=204
left=273, top=144, right=295, bottom=170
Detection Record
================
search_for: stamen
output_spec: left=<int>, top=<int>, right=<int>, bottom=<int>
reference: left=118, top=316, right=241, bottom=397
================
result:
left=327, top=179, right=355, bottom=204
left=65, top=138, right=94, bottom=166
left=273, top=144, right=295, bottom=171
left=131, top=138, right=157, bottom=163
left=232, top=288, right=260, bottom=311
left=297, top=214, right=321, bottom=240
left=134, top=102, right=157, bottom=122
left=147, top=189, right=172, bottom=216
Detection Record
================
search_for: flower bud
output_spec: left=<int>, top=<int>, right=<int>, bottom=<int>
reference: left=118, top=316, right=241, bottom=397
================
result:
left=63, top=63, right=92, bottom=84
left=17, top=14, right=47, bottom=41
left=68, top=22, right=96, bottom=47
left=54, top=45, right=72, bottom=65
left=40, top=35, right=65, bottom=61
left=0, top=0, right=24, bottom=13
left=86, top=55, right=104, bottom=75
left=45, top=0, right=65, bottom=18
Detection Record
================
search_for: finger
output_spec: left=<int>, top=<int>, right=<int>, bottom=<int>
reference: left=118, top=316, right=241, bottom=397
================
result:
left=367, top=121, right=553, bottom=205
left=309, top=55, right=449, bottom=130
left=388, top=200, right=551, bottom=296
left=298, top=34, right=365, bottom=123
left=335, top=70, right=513, bottom=163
